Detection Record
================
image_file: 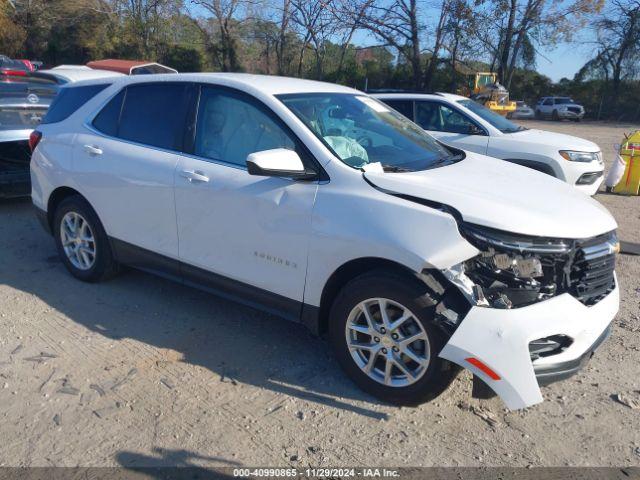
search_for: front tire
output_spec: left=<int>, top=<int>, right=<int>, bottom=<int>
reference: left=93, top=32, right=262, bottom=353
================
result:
left=329, top=270, right=459, bottom=406
left=552, top=109, right=560, bottom=121
left=53, top=195, right=119, bottom=282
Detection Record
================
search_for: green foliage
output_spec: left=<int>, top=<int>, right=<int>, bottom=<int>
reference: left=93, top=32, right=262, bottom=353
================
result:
left=0, top=0, right=636, bottom=120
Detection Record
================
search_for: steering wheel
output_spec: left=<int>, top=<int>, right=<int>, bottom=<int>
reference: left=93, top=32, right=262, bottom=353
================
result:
left=356, top=135, right=373, bottom=148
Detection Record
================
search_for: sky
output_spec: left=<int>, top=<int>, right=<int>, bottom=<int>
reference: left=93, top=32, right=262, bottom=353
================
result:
left=188, top=3, right=593, bottom=84
left=537, top=44, right=590, bottom=82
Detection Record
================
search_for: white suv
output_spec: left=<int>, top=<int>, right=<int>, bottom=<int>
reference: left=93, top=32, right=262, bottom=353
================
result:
left=536, top=96, right=586, bottom=121
left=30, top=74, right=619, bottom=410
left=373, top=93, right=603, bottom=195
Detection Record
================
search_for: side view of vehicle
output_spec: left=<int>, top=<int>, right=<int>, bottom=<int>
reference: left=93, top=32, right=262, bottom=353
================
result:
left=373, top=92, right=604, bottom=195
left=31, top=74, right=619, bottom=410
left=536, top=96, right=585, bottom=121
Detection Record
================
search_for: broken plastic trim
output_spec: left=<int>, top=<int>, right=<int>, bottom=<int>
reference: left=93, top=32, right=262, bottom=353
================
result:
left=442, top=263, right=489, bottom=307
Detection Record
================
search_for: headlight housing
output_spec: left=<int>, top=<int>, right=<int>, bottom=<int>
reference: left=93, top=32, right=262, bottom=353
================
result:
left=559, top=150, right=599, bottom=162
left=448, top=223, right=618, bottom=309
left=454, top=223, right=571, bottom=309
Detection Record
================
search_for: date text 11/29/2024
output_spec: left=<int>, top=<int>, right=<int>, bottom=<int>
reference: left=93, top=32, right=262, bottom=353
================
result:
left=233, top=468, right=400, bottom=477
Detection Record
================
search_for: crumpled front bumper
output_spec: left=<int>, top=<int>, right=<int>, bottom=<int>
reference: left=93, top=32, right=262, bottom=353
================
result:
left=439, top=278, right=619, bottom=410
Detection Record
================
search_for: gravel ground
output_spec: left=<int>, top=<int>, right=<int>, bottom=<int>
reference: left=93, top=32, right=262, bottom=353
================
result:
left=0, top=120, right=639, bottom=468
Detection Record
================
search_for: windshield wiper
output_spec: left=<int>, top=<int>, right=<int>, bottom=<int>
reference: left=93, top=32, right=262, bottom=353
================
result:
left=502, top=126, right=527, bottom=133
left=381, top=164, right=412, bottom=172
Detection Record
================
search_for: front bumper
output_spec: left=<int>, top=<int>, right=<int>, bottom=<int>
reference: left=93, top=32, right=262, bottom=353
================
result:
left=560, top=158, right=604, bottom=195
left=558, top=110, right=584, bottom=120
left=534, top=325, right=610, bottom=386
left=439, top=278, right=618, bottom=410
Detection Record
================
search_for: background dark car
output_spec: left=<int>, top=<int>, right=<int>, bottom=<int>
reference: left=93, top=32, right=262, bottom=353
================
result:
left=0, top=64, right=58, bottom=198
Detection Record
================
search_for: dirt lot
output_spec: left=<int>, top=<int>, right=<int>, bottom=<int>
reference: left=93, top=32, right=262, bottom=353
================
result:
left=0, top=120, right=639, bottom=468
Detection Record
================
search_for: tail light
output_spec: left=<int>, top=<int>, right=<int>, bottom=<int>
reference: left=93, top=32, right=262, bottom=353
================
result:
left=29, top=130, right=42, bottom=152
left=0, top=69, right=28, bottom=77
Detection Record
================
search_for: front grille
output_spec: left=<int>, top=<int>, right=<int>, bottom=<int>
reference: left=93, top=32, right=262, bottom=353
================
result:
left=569, top=235, right=616, bottom=305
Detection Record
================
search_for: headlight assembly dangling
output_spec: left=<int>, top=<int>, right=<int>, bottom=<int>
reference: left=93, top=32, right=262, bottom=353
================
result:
left=444, top=224, right=571, bottom=309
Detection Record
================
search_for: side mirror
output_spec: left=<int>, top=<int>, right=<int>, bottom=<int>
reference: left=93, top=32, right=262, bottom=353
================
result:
left=246, top=149, right=316, bottom=180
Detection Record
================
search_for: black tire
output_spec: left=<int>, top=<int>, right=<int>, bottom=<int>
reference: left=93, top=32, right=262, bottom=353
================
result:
left=574, top=117, right=581, bottom=122
left=552, top=109, right=560, bottom=121
left=535, top=109, right=542, bottom=119
left=53, top=195, right=119, bottom=282
left=329, top=269, right=459, bottom=406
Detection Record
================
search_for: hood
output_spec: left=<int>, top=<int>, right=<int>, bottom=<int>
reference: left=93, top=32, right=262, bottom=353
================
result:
left=507, top=129, right=599, bottom=152
left=364, top=152, right=617, bottom=239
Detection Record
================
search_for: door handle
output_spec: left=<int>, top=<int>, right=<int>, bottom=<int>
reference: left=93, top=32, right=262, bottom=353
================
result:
left=180, top=170, right=209, bottom=183
left=84, top=145, right=103, bottom=156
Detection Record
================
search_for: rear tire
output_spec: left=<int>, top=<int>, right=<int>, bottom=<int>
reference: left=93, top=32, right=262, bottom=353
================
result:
left=329, top=269, right=459, bottom=406
left=53, top=195, right=119, bottom=282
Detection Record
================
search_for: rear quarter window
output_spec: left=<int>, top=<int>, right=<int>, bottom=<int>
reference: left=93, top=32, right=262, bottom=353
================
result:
left=42, top=84, right=110, bottom=124
left=92, top=90, right=125, bottom=137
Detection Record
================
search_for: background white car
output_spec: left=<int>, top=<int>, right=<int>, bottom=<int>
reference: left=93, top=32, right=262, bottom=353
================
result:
left=33, top=65, right=124, bottom=84
left=509, top=100, right=535, bottom=119
left=373, top=93, right=604, bottom=195
left=535, top=96, right=586, bottom=121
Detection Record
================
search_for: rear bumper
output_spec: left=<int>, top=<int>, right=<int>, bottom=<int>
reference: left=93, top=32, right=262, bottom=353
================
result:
left=0, top=169, right=30, bottom=198
left=0, top=138, right=31, bottom=198
left=439, top=278, right=619, bottom=410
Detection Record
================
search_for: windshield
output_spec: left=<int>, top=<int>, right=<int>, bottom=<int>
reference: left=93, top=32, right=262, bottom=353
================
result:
left=277, top=93, right=457, bottom=172
left=457, top=99, right=525, bottom=134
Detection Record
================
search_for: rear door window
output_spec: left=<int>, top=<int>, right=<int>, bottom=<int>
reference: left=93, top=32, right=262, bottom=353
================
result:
left=42, top=84, right=109, bottom=124
left=117, top=83, right=191, bottom=151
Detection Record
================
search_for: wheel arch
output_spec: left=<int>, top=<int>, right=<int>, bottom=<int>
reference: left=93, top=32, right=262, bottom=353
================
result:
left=46, top=186, right=86, bottom=232
left=306, top=257, right=460, bottom=337
left=503, top=158, right=558, bottom=178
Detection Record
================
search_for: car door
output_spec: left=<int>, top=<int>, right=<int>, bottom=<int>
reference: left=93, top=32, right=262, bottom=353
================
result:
left=414, top=100, right=489, bottom=155
left=173, top=85, right=318, bottom=318
left=540, top=98, right=553, bottom=116
left=74, top=82, right=193, bottom=262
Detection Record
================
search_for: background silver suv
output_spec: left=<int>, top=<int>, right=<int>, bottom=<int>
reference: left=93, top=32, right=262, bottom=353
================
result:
left=535, top=97, right=585, bottom=121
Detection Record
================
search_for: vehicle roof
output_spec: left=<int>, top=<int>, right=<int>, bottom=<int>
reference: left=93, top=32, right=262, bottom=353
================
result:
left=68, top=72, right=361, bottom=96
left=371, top=92, right=469, bottom=102
left=36, top=68, right=125, bottom=83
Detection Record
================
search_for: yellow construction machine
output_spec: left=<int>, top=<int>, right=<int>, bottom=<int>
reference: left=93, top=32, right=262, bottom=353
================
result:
left=460, top=72, right=516, bottom=116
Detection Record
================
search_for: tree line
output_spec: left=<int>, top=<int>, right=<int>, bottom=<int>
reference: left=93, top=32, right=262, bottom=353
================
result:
left=1, top=0, right=639, bottom=120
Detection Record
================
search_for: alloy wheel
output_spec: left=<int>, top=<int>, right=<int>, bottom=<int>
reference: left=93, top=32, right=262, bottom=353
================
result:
left=60, top=211, right=96, bottom=271
left=345, top=298, right=431, bottom=387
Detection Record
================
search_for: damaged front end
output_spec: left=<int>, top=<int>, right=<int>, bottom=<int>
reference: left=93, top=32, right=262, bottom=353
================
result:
left=450, top=223, right=617, bottom=310
left=438, top=223, right=619, bottom=409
